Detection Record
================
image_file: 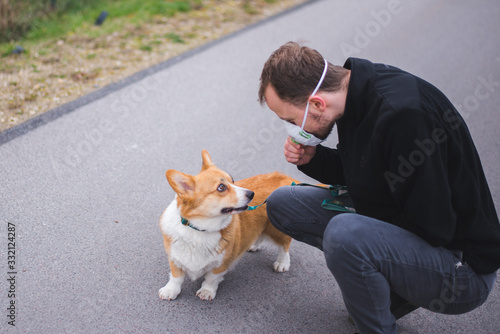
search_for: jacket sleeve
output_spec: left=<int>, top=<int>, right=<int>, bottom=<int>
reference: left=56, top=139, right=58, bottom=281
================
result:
left=297, top=144, right=346, bottom=185
left=381, top=109, right=457, bottom=246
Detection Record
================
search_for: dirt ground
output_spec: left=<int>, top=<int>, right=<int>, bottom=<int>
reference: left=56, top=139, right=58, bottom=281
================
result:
left=0, top=0, right=306, bottom=132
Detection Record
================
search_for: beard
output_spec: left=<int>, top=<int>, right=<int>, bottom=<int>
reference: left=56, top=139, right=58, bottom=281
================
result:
left=314, top=118, right=336, bottom=140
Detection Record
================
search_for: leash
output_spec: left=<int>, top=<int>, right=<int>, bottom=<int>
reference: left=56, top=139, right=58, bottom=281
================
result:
left=247, top=182, right=356, bottom=213
left=247, top=199, right=268, bottom=211
left=181, top=182, right=355, bottom=232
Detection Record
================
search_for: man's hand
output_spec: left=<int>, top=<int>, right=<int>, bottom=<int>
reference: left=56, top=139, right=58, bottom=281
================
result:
left=284, top=137, right=317, bottom=165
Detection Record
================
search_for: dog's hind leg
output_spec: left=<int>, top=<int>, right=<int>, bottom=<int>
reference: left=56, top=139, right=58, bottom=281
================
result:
left=248, top=235, right=265, bottom=252
left=264, top=224, right=292, bottom=272
left=273, top=247, right=291, bottom=272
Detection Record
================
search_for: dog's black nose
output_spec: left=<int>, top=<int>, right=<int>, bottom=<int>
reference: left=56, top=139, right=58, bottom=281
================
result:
left=246, top=191, right=254, bottom=200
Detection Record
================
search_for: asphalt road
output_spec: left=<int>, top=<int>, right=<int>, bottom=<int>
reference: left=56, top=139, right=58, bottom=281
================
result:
left=1, top=0, right=499, bottom=333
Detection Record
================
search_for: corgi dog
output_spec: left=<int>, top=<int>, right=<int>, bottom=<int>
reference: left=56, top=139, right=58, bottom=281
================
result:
left=158, top=150, right=296, bottom=301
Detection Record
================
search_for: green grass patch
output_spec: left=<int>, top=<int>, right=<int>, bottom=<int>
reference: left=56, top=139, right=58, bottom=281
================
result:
left=139, top=45, right=153, bottom=52
left=243, top=0, right=260, bottom=15
left=164, top=33, right=185, bottom=44
left=0, top=0, right=198, bottom=46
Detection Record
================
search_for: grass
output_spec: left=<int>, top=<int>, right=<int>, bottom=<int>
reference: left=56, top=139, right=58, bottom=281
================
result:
left=0, top=0, right=200, bottom=53
left=164, top=33, right=186, bottom=44
left=0, top=0, right=304, bottom=132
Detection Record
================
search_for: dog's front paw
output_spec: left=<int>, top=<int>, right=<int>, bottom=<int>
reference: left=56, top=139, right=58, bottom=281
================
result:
left=159, top=285, right=181, bottom=300
left=196, top=287, right=216, bottom=301
left=273, top=251, right=290, bottom=273
left=273, top=260, right=290, bottom=273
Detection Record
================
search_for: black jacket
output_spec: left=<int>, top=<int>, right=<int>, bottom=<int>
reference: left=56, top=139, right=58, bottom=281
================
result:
left=299, top=58, right=500, bottom=274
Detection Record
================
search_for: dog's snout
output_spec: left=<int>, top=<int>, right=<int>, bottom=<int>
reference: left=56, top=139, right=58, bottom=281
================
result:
left=246, top=190, right=254, bottom=200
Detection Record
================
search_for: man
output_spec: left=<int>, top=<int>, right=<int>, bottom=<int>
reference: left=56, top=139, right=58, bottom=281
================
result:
left=258, top=41, right=500, bottom=334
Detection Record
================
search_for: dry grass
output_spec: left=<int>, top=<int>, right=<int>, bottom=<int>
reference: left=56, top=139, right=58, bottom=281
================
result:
left=0, top=0, right=306, bottom=132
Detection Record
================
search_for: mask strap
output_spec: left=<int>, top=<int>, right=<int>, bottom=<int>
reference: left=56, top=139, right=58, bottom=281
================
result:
left=301, top=58, right=329, bottom=129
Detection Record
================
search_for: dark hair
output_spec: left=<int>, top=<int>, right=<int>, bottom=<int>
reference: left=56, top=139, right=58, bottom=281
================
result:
left=259, top=41, right=349, bottom=107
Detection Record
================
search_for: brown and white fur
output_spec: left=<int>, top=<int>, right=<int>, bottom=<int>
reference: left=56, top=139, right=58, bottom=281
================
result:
left=158, top=150, right=296, bottom=301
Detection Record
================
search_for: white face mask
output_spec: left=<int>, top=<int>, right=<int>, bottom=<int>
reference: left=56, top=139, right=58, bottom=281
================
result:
left=283, top=121, right=325, bottom=146
left=284, top=58, right=329, bottom=146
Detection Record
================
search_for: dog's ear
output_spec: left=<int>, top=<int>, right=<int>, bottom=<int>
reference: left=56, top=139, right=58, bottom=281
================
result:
left=166, top=170, right=195, bottom=197
left=200, top=149, right=214, bottom=171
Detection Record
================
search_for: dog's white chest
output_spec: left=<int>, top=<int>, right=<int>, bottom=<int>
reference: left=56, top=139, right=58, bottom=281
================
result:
left=160, top=201, right=225, bottom=280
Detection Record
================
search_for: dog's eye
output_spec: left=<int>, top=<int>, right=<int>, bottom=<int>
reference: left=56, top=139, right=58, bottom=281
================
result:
left=217, top=184, right=227, bottom=192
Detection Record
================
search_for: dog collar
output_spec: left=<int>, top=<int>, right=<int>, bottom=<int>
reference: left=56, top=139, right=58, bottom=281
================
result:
left=180, top=217, right=206, bottom=232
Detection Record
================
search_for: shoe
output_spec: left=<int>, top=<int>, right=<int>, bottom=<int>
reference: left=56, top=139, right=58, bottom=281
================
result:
left=347, top=292, right=419, bottom=325
left=389, top=291, right=419, bottom=320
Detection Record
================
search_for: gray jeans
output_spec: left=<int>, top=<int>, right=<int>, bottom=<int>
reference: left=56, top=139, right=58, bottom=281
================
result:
left=266, top=185, right=497, bottom=334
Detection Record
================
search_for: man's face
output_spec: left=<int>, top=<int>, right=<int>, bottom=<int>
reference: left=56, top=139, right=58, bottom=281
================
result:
left=264, top=85, right=338, bottom=140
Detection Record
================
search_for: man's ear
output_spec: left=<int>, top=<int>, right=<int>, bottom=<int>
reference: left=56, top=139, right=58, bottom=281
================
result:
left=309, top=94, right=326, bottom=112
left=200, top=149, right=214, bottom=171
left=166, top=170, right=195, bottom=197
